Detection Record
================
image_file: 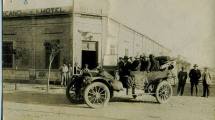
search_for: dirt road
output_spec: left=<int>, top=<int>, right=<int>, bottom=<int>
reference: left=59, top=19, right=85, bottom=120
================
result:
left=3, top=90, right=215, bottom=120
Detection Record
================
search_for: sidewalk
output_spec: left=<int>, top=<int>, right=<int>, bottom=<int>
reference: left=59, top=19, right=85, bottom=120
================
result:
left=3, top=83, right=65, bottom=94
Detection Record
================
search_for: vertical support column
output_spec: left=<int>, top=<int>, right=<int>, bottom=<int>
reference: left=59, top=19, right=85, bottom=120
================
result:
left=101, top=15, right=106, bottom=67
left=117, top=22, right=121, bottom=62
left=72, top=14, right=82, bottom=69
left=100, top=14, right=103, bottom=67
left=71, top=0, right=76, bottom=73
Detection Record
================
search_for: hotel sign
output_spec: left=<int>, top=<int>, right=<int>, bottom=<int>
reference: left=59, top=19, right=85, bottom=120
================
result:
left=3, top=7, right=72, bottom=17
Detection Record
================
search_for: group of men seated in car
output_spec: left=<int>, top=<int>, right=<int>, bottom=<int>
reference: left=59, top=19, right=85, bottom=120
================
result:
left=117, top=54, right=174, bottom=88
left=117, top=54, right=164, bottom=76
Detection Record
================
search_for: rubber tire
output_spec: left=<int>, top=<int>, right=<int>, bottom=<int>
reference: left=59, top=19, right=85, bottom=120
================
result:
left=155, top=81, right=173, bottom=104
left=66, top=80, right=83, bottom=103
left=84, top=82, right=110, bottom=108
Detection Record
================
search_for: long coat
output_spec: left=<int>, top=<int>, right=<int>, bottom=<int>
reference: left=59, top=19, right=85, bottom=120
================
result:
left=121, top=61, right=132, bottom=76
left=189, top=69, right=201, bottom=84
left=178, top=71, right=188, bottom=84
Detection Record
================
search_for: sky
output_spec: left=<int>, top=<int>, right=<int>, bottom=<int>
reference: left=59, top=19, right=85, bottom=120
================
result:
left=109, top=0, right=215, bottom=68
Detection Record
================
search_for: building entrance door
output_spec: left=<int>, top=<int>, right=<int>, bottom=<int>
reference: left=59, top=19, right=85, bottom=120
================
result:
left=82, top=41, right=98, bottom=69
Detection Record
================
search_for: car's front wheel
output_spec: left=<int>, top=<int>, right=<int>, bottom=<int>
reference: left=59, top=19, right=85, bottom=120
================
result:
left=84, top=82, right=110, bottom=108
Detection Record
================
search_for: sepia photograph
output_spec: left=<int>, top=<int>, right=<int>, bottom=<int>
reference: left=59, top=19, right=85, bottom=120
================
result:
left=2, top=0, right=215, bottom=120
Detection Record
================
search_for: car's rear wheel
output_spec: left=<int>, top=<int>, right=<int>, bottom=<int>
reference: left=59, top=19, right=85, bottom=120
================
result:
left=84, top=82, right=110, bottom=108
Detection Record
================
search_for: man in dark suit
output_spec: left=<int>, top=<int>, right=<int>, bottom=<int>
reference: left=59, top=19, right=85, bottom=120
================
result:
left=131, top=56, right=140, bottom=71
left=120, top=56, right=132, bottom=78
left=189, top=64, right=201, bottom=96
left=149, top=54, right=160, bottom=71
left=140, top=55, right=150, bottom=72
left=119, top=56, right=133, bottom=95
left=117, top=57, right=124, bottom=76
left=177, top=67, right=188, bottom=96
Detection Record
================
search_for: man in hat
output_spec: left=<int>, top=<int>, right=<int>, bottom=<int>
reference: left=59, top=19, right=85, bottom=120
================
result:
left=189, top=64, right=201, bottom=96
left=131, top=56, right=140, bottom=71
left=140, top=55, right=151, bottom=72
left=117, top=57, right=124, bottom=76
left=177, top=67, right=188, bottom=96
left=120, top=56, right=133, bottom=94
left=202, top=67, right=211, bottom=97
left=149, top=54, right=160, bottom=71
left=60, top=63, right=69, bottom=86
left=121, top=56, right=132, bottom=78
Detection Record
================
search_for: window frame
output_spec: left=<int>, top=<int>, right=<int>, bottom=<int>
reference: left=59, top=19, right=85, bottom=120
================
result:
left=2, top=41, right=14, bottom=68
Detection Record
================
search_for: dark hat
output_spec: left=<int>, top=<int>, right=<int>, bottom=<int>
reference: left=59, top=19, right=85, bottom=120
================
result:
left=193, top=64, right=198, bottom=67
left=124, top=56, right=129, bottom=59
left=149, top=54, right=154, bottom=58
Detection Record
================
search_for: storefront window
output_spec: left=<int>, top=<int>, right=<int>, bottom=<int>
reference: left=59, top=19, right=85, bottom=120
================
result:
left=2, top=41, right=13, bottom=68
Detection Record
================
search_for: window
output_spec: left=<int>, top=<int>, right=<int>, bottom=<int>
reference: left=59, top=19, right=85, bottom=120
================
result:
left=3, top=42, right=13, bottom=68
left=44, top=41, right=60, bottom=69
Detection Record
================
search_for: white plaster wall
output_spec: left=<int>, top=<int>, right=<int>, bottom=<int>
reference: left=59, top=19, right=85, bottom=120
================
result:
left=73, top=14, right=104, bottom=67
left=133, top=33, right=142, bottom=57
left=103, top=19, right=119, bottom=66
left=74, top=0, right=109, bottom=15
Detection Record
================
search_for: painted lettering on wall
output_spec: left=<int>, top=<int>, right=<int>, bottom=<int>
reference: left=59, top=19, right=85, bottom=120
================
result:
left=3, top=7, right=70, bottom=17
left=37, top=8, right=64, bottom=14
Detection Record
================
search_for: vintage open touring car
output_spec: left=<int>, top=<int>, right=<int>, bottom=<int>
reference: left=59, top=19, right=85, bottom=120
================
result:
left=66, top=59, right=176, bottom=108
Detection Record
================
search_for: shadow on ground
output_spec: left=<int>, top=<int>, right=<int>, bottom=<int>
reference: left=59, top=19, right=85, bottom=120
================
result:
left=3, top=92, right=86, bottom=107
left=172, top=84, right=215, bottom=97
left=110, top=97, right=158, bottom=104
left=3, top=91, right=158, bottom=109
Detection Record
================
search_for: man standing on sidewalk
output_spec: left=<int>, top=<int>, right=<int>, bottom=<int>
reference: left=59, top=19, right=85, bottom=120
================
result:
left=60, top=63, right=69, bottom=86
left=189, top=64, right=201, bottom=96
left=177, top=67, right=188, bottom=96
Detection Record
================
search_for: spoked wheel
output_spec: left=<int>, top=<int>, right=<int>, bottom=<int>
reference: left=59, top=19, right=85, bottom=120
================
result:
left=155, top=81, right=173, bottom=104
left=66, top=80, right=84, bottom=103
left=84, top=82, right=110, bottom=108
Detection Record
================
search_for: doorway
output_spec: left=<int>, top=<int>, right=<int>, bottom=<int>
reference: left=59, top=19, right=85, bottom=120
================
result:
left=82, top=50, right=97, bottom=69
left=81, top=41, right=98, bottom=69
